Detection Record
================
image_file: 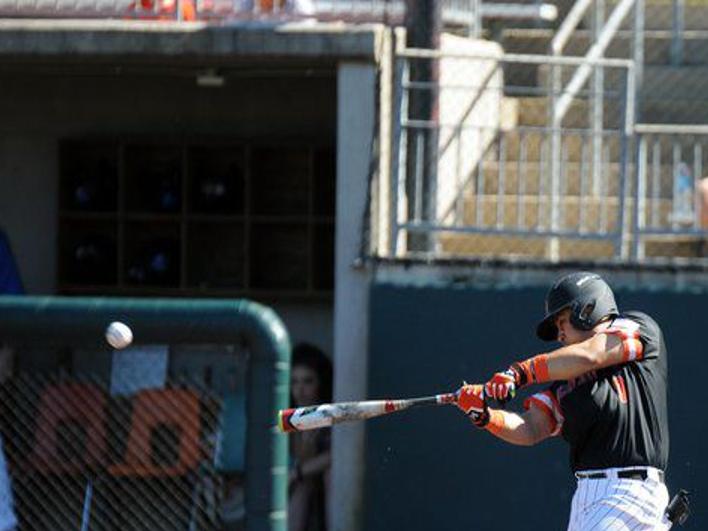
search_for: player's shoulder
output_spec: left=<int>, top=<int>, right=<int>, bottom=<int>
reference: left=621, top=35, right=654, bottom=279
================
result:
left=612, top=311, right=662, bottom=341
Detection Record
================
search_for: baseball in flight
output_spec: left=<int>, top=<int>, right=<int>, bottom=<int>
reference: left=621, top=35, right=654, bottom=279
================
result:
left=105, top=321, right=133, bottom=349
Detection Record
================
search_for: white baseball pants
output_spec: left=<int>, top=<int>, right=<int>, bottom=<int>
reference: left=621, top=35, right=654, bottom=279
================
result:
left=567, top=467, right=672, bottom=530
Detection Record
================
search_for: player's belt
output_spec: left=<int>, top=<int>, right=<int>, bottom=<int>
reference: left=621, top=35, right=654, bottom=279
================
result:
left=575, top=467, right=665, bottom=482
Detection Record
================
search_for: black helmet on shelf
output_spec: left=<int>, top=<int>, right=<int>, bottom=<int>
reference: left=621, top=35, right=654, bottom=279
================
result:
left=536, top=272, right=619, bottom=341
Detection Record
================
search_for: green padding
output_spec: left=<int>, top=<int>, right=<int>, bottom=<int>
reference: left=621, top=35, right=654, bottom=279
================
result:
left=0, top=296, right=290, bottom=531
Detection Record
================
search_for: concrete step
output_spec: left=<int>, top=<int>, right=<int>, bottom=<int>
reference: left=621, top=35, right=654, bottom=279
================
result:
left=497, top=129, right=624, bottom=161
left=458, top=194, right=625, bottom=230
left=478, top=161, right=627, bottom=195
left=439, top=232, right=617, bottom=260
left=514, top=97, right=624, bottom=128
left=537, top=64, right=708, bottom=102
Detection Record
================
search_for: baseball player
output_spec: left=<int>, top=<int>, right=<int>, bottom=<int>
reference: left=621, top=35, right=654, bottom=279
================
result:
left=457, top=271, right=674, bottom=530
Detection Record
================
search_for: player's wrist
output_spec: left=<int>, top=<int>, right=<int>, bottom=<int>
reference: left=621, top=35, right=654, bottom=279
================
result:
left=470, top=408, right=490, bottom=428
left=512, top=354, right=550, bottom=387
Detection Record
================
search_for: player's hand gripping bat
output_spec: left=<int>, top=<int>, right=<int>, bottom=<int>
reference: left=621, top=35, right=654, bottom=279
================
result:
left=278, top=392, right=458, bottom=433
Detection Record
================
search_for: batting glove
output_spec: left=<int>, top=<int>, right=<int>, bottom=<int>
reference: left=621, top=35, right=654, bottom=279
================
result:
left=484, top=365, right=523, bottom=403
left=456, top=384, right=489, bottom=427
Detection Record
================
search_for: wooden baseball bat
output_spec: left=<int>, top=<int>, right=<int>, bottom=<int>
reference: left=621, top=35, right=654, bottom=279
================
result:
left=278, top=392, right=458, bottom=433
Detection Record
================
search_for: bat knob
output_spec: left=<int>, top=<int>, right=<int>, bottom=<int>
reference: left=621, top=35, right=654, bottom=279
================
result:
left=278, top=408, right=297, bottom=433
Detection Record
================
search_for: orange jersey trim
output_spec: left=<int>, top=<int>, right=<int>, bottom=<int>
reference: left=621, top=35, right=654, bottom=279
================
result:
left=523, top=390, right=563, bottom=436
left=485, top=410, right=506, bottom=436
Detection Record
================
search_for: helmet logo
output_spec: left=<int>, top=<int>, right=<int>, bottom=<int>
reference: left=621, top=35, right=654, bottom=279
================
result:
left=576, top=274, right=598, bottom=287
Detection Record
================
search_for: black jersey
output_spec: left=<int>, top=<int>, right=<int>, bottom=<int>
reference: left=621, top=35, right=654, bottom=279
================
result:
left=524, top=311, right=669, bottom=472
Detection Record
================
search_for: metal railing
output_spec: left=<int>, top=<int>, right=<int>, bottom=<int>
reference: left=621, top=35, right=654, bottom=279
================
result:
left=633, top=124, right=708, bottom=261
left=388, top=48, right=638, bottom=261
left=547, top=0, right=643, bottom=259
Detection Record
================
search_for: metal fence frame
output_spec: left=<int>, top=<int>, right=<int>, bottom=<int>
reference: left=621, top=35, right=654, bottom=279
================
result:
left=390, top=47, right=636, bottom=260
left=0, top=296, right=291, bottom=531
left=633, top=123, right=708, bottom=261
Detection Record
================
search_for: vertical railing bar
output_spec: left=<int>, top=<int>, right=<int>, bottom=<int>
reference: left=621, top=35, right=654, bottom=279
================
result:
left=391, top=56, right=409, bottom=256
left=497, top=133, right=506, bottom=229
left=651, top=137, right=661, bottom=228
left=617, top=128, right=630, bottom=258
left=694, top=141, right=702, bottom=230
left=455, top=125, right=464, bottom=226
left=414, top=130, right=425, bottom=222
left=560, top=134, right=568, bottom=232
left=538, top=134, right=547, bottom=230
left=517, top=131, right=527, bottom=229
left=592, top=0, right=605, bottom=198
left=672, top=138, right=680, bottom=230
left=475, top=129, right=484, bottom=227
left=579, top=130, right=589, bottom=233
left=601, top=142, right=610, bottom=232
left=671, top=0, right=685, bottom=66
left=633, top=134, right=648, bottom=259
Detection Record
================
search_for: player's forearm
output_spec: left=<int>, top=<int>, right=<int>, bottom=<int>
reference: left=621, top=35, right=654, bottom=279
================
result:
left=545, top=334, right=625, bottom=380
left=545, top=344, right=603, bottom=379
left=503, top=335, right=623, bottom=390
left=481, top=409, right=543, bottom=446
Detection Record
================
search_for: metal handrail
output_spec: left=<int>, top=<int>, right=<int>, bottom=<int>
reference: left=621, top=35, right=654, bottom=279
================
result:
left=397, top=47, right=632, bottom=67
left=553, top=0, right=637, bottom=126
left=635, top=124, right=708, bottom=135
left=551, top=0, right=595, bottom=55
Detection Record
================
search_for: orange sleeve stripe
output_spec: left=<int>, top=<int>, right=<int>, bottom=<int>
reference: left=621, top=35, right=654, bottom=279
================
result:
left=621, top=338, right=644, bottom=362
left=523, top=397, right=558, bottom=433
left=485, top=409, right=506, bottom=436
left=531, top=354, right=550, bottom=383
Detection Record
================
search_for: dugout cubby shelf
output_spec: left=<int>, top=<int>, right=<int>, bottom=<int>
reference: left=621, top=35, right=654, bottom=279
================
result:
left=57, top=138, right=335, bottom=299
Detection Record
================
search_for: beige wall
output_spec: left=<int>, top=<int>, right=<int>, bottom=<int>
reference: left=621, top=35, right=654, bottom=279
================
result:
left=437, top=35, right=505, bottom=224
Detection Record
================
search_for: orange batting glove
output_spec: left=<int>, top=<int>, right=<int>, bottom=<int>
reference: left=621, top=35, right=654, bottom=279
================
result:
left=456, top=384, right=489, bottom=427
left=484, top=368, right=520, bottom=403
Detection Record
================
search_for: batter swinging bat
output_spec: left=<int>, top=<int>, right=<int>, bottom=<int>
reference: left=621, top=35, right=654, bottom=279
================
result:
left=278, top=392, right=457, bottom=433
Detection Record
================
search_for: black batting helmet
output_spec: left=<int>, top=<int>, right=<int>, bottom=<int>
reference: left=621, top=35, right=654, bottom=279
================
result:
left=536, top=272, right=619, bottom=341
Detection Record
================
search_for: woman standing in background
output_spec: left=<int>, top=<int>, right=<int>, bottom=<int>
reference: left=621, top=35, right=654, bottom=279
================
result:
left=288, top=343, right=332, bottom=531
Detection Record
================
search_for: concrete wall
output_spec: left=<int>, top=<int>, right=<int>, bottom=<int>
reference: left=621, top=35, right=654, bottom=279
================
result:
left=331, top=62, right=376, bottom=531
left=0, top=67, right=337, bottom=347
left=436, top=35, right=505, bottom=224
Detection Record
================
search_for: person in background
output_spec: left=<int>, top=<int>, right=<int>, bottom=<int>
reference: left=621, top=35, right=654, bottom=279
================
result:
left=288, top=343, right=332, bottom=531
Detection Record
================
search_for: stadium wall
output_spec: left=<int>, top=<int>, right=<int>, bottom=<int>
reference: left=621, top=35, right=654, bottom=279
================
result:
left=365, top=279, right=704, bottom=530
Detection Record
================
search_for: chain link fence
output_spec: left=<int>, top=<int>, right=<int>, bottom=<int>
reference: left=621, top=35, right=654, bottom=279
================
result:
left=0, top=341, right=249, bottom=530
left=0, top=0, right=481, bottom=26
left=362, top=0, right=708, bottom=266
left=380, top=44, right=639, bottom=262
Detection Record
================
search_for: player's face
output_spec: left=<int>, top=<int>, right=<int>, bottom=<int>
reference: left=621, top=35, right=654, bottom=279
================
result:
left=554, top=308, right=588, bottom=345
left=291, top=365, right=321, bottom=407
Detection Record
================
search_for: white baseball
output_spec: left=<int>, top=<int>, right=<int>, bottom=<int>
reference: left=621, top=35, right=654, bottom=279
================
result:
left=105, top=321, right=133, bottom=349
